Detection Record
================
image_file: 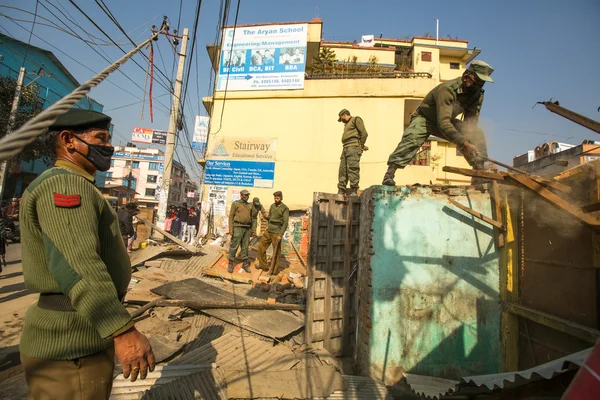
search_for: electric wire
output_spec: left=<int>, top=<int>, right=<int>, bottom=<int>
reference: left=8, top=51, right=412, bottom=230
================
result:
left=20, top=0, right=39, bottom=67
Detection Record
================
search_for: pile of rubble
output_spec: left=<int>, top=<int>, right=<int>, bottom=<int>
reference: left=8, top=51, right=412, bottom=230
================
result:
left=111, top=243, right=392, bottom=399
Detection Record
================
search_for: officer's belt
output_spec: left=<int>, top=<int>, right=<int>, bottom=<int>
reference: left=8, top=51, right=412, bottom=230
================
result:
left=38, top=293, right=75, bottom=312
left=269, top=221, right=283, bottom=227
left=343, top=140, right=361, bottom=148
left=233, top=223, right=251, bottom=228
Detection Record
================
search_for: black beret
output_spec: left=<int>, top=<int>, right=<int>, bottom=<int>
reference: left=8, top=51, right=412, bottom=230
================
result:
left=273, top=191, right=283, bottom=197
left=49, top=109, right=112, bottom=131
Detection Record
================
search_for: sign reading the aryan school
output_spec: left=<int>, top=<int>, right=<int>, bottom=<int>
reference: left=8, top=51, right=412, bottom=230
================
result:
left=204, top=137, right=277, bottom=188
left=217, top=23, right=308, bottom=91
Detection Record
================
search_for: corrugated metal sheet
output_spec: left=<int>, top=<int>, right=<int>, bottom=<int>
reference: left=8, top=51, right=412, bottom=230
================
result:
left=152, top=278, right=304, bottom=338
left=180, top=313, right=236, bottom=354
left=129, top=247, right=191, bottom=267
left=171, top=331, right=299, bottom=372
left=140, top=369, right=227, bottom=400
left=404, top=347, right=593, bottom=399
left=110, top=365, right=212, bottom=399
left=162, top=249, right=224, bottom=277
left=324, top=375, right=393, bottom=399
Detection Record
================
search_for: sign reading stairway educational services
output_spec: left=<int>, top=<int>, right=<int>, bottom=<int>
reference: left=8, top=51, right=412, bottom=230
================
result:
left=217, top=23, right=308, bottom=91
left=205, top=136, right=277, bottom=188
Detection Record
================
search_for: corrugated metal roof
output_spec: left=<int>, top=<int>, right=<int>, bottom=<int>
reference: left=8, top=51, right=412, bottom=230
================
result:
left=171, top=331, right=299, bottom=372
left=129, top=247, right=191, bottom=267
left=324, top=375, right=393, bottom=400
left=110, top=365, right=212, bottom=399
left=404, top=347, right=593, bottom=399
left=162, top=249, right=224, bottom=277
left=140, top=368, right=227, bottom=400
left=180, top=313, right=237, bottom=354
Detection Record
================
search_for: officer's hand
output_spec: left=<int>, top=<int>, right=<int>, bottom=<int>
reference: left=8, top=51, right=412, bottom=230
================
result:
left=114, top=327, right=155, bottom=382
left=229, top=230, right=233, bottom=236
left=362, top=145, right=369, bottom=151
left=461, top=142, right=479, bottom=160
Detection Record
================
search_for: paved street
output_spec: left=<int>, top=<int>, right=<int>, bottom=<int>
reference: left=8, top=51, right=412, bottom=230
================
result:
left=0, top=242, right=36, bottom=384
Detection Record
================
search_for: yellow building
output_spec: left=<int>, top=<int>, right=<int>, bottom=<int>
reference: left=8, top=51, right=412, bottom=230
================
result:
left=199, top=19, right=483, bottom=231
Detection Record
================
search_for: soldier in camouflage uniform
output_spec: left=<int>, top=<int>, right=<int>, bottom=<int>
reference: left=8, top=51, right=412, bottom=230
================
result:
left=337, top=109, right=369, bottom=196
left=382, top=60, right=495, bottom=186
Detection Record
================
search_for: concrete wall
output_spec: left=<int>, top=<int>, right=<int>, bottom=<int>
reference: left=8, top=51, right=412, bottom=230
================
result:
left=356, top=186, right=501, bottom=384
left=322, top=44, right=396, bottom=65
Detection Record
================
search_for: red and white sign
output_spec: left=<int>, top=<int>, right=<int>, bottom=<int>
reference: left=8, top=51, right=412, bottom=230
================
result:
left=132, top=127, right=153, bottom=144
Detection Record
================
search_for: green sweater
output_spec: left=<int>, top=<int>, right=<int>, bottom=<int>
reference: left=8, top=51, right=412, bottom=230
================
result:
left=267, top=202, right=289, bottom=236
left=341, top=116, right=368, bottom=147
left=19, top=161, right=133, bottom=360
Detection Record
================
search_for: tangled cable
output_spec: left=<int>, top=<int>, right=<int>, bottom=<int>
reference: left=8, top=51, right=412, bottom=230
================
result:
left=0, top=30, right=162, bottom=162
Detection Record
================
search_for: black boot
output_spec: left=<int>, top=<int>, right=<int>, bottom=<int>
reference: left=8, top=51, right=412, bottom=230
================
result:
left=337, top=188, right=346, bottom=195
left=242, top=262, right=251, bottom=273
left=227, top=262, right=234, bottom=273
left=348, top=188, right=358, bottom=196
left=382, top=165, right=397, bottom=186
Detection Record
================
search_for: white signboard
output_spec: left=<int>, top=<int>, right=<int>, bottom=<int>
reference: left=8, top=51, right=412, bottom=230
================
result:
left=217, top=23, right=308, bottom=91
left=208, top=185, right=228, bottom=216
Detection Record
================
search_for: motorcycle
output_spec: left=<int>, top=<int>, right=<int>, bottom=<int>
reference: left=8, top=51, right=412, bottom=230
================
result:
left=3, top=219, right=19, bottom=243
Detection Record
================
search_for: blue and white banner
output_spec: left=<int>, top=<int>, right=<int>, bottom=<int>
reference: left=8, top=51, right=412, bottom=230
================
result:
left=217, top=23, right=308, bottom=91
left=204, top=160, right=275, bottom=188
left=193, top=116, right=209, bottom=151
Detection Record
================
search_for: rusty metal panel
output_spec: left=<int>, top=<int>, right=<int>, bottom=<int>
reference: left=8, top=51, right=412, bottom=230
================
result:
left=152, top=278, right=304, bottom=339
left=517, top=164, right=599, bottom=369
left=161, top=249, right=224, bottom=277
left=356, top=186, right=501, bottom=385
left=140, top=368, right=227, bottom=399
left=306, top=193, right=360, bottom=356
left=180, top=313, right=236, bottom=354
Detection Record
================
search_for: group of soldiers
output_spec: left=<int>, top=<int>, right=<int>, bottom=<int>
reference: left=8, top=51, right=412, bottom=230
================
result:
left=336, top=59, right=494, bottom=194
left=227, top=189, right=289, bottom=274
left=13, top=59, right=494, bottom=399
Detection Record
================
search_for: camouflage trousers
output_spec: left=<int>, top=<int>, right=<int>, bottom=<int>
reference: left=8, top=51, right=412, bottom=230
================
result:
left=338, top=145, right=362, bottom=190
left=387, top=115, right=488, bottom=169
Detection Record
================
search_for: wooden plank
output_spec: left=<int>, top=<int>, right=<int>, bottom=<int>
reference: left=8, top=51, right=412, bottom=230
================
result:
left=448, top=198, right=504, bottom=229
left=582, top=202, right=600, bottom=213
left=323, top=199, right=335, bottom=352
left=305, top=193, right=321, bottom=346
left=442, top=166, right=505, bottom=180
left=503, top=302, right=600, bottom=344
left=491, top=181, right=505, bottom=248
left=508, top=173, right=600, bottom=227
left=138, top=217, right=199, bottom=252
left=342, top=198, right=353, bottom=355
left=500, top=190, right=519, bottom=372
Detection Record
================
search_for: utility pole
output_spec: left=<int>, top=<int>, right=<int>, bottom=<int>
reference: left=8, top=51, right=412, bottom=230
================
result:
left=0, top=67, right=26, bottom=203
left=127, top=151, right=134, bottom=202
left=156, top=28, right=188, bottom=228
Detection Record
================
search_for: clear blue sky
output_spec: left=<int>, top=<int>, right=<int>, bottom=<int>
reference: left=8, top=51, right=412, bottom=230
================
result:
left=2, top=0, right=600, bottom=181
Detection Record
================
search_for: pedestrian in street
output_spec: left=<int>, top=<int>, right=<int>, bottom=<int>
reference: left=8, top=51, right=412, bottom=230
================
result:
left=227, top=189, right=258, bottom=273
left=337, top=109, right=369, bottom=196
left=187, top=206, right=199, bottom=245
left=178, top=202, right=189, bottom=242
left=382, top=60, right=494, bottom=186
left=257, top=191, right=289, bottom=275
left=128, top=211, right=140, bottom=252
left=0, top=206, right=7, bottom=271
left=19, top=109, right=154, bottom=399
left=118, top=203, right=138, bottom=252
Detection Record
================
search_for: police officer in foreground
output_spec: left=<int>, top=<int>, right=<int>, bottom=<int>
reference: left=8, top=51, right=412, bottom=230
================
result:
left=382, top=60, right=494, bottom=186
left=257, top=191, right=289, bottom=274
left=228, top=189, right=258, bottom=273
left=19, top=109, right=154, bottom=399
left=337, top=109, right=369, bottom=196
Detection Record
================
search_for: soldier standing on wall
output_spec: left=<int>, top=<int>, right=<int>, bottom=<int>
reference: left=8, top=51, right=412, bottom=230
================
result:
left=337, top=109, right=369, bottom=196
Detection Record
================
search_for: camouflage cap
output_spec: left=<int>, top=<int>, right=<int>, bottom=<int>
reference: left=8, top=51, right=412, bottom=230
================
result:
left=252, top=197, right=261, bottom=205
left=240, top=189, right=250, bottom=195
left=49, top=109, right=112, bottom=131
left=467, top=60, right=494, bottom=83
left=337, top=109, right=350, bottom=122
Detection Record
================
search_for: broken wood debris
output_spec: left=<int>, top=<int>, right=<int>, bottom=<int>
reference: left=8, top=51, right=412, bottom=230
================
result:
left=129, top=298, right=305, bottom=311
left=151, top=278, right=305, bottom=339
left=448, top=198, right=505, bottom=230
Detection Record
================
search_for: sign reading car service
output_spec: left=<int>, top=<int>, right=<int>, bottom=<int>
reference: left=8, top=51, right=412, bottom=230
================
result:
left=217, top=23, right=308, bottom=91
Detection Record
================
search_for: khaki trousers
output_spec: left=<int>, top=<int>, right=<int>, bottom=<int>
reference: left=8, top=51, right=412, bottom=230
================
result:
left=257, top=231, right=282, bottom=273
left=21, top=347, right=115, bottom=400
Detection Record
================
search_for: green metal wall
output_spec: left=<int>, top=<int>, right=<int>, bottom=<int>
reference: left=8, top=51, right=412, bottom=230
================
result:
left=362, top=186, right=501, bottom=384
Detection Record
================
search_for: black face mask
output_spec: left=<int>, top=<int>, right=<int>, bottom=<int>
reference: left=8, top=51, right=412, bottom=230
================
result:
left=73, top=135, right=114, bottom=172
